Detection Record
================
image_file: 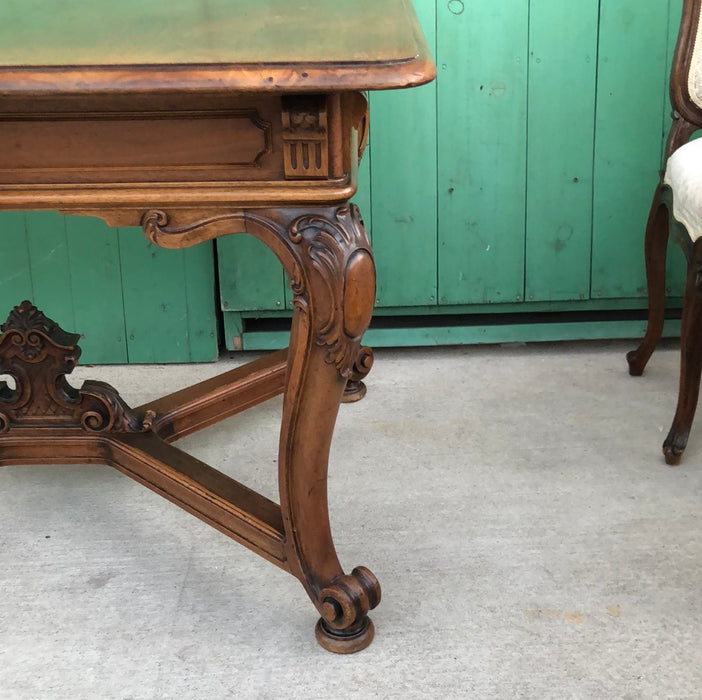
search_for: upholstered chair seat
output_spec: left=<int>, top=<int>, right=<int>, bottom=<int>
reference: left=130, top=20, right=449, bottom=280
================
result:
left=664, top=138, right=702, bottom=242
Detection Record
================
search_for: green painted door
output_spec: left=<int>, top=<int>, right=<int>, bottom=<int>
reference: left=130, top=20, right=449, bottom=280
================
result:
left=220, top=0, right=687, bottom=351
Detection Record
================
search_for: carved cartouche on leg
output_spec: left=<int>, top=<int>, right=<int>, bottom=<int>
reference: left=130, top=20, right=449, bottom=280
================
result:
left=0, top=301, right=152, bottom=435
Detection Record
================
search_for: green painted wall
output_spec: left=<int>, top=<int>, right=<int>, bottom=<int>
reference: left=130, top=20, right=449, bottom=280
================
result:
left=0, top=212, right=218, bottom=364
left=221, top=0, right=688, bottom=350
left=0, top=0, right=686, bottom=360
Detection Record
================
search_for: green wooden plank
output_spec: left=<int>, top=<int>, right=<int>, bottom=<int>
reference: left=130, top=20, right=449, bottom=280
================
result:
left=525, top=0, right=598, bottom=302
left=238, top=319, right=682, bottom=352
left=236, top=296, right=680, bottom=319
left=0, top=212, right=33, bottom=313
left=218, top=234, right=286, bottom=312
left=437, top=0, right=529, bottom=305
left=119, top=230, right=217, bottom=363
left=64, top=216, right=128, bottom=364
left=24, top=211, right=75, bottom=330
left=182, top=239, right=218, bottom=360
left=222, top=311, right=244, bottom=351
left=354, top=141, right=373, bottom=241
left=0, top=212, right=125, bottom=363
left=367, top=0, right=437, bottom=308
left=591, top=0, right=670, bottom=299
left=664, top=0, right=687, bottom=300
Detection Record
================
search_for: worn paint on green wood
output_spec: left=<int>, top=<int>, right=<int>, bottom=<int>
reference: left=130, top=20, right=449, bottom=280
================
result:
left=525, top=1, right=598, bottom=302
left=119, top=230, right=217, bottom=363
left=238, top=319, right=682, bottom=353
left=0, top=212, right=217, bottom=363
left=26, top=213, right=128, bottom=362
left=0, top=212, right=128, bottom=362
left=237, top=296, right=673, bottom=319
left=591, top=0, right=671, bottom=299
left=437, top=0, right=528, bottom=305
left=0, top=213, right=32, bottom=310
left=221, top=0, right=683, bottom=349
left=63, top=216, right=127, bottom=362
left=218, top=235, right=285, bottom=314
left=222, top=311, right=244, bottom=351
left=25, top=212, right=75, bottom=330
left=227, top=291, right=684, bottom=351
left=367, top=0, right=437, bottom=308
left=355, top=146, right=372, bottom=241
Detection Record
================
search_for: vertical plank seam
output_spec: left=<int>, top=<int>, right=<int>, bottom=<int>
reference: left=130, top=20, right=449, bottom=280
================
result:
left=182, top=247, right=192, bottom=361
left=523, top=0, right=532, bottom=303
left=433, top=0, right=440, bottom=309
left=62, top=216, right=77, bottom=332
left=116, top=228, right=131, bottom=364
left=588, top=0, right=604, bottom=301
left=22, top=212, right=34, bottom=304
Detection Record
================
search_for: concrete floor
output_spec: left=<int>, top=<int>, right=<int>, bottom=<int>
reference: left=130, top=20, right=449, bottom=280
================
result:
left=0, top=340, right=701, bottom=699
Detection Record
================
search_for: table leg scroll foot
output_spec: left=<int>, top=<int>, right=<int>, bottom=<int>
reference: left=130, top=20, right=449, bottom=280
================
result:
left=342, top=379, right=367, bottom=403
left=315, top=617, right=375, bottom=654
left=314, top=565, right=381, bottom=653
left=341, top=346, right=373, bottom=404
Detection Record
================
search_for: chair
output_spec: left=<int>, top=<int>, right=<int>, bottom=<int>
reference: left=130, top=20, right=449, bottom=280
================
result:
left=628, top=0, right=702, bottom=464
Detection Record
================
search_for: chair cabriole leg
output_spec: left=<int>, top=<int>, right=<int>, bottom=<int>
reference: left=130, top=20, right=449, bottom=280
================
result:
left=663, top=240, right=702, bottom=465
left=627, top=185, right=670, bottom=376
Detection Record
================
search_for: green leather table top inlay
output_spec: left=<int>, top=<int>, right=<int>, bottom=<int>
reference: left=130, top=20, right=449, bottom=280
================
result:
left=0, top=0, right=420, bottom=67
left=0, top=0, right=434, bottom=93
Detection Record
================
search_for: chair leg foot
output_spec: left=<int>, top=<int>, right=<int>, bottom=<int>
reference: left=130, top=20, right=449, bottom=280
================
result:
left=626, top=348, right=647, bottom=377
left=663, top=429, right=687, bottom=466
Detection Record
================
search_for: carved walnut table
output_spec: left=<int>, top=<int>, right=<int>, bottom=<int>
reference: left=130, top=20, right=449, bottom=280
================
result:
left=0, top=0, right=434, bottom=653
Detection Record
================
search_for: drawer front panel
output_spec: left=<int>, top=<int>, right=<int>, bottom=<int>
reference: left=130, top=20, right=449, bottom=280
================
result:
left=0, top=105, right=281, bottom=184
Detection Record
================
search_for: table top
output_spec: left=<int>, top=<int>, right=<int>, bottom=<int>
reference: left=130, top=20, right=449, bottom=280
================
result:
left=0, top=0, right=435, bottom=94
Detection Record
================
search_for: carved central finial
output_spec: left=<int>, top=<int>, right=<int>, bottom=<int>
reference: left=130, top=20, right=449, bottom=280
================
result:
left=2, top=300, right=59, bottom=336
left=0, top=301, right=150, bottom=434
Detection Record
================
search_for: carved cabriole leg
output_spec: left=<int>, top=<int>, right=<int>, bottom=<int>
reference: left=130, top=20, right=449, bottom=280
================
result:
left=141, top=203, right=380, bottom=652
left=663, top=240, right=702, bottom=465
left=264, top=204, right=380, bottom=653
left=627, top=185, right=670, bottom=376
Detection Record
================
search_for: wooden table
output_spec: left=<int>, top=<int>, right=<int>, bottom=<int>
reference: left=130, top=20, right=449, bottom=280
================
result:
left=0, top=1, right=434, bottom=653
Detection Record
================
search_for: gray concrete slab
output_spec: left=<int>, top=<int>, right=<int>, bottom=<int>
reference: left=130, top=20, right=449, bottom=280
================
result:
left=1, top=340, right=700, bottom=699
